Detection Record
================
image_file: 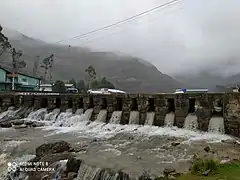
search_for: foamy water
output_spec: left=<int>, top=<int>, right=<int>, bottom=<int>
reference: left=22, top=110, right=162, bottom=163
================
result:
left=208, top=117, right=225, bottom=134
left=164, top=112, right=175, bottom=127
left=24, top=108, right=232, bottom=142
left=96, top=110, right=107, bottom=123
left=145, top=112, right=155, bottom=125
left=184, top=114, right=198, bottom=130
left=109, top=111, right=122, bottom=124
left=129, top=111, right=139, bottom=124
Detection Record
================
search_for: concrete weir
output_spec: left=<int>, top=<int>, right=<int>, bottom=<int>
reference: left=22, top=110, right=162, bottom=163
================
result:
left=0, top=92, right=240, bottom=137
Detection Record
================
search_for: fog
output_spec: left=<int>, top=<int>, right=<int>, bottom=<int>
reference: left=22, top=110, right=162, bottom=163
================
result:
left=0, top=0, right=240, bottom=76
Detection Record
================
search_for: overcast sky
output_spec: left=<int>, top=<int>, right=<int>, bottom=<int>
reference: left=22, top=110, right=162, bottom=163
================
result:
left=0, top=0, right=240, bottom=76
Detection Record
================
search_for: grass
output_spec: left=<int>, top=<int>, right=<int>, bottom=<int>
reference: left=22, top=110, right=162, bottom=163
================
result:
left=177, top=158, right=240, bottom=180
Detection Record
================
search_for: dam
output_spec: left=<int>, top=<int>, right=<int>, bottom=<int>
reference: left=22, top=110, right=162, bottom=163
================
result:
left=1, top=92, right=240, bottom=179
left=0, top=92, right=239, bottom=137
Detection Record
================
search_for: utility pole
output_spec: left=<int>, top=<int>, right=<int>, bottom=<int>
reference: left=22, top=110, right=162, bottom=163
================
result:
left=33, top=55, right=40, bottom=76
left=11, top=48, right=17, bottom=91
left=48, top=54, right=54, bottom=83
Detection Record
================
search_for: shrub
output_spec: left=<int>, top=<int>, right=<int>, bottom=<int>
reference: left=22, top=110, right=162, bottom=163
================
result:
left=191, top=158, right=219, bottom=174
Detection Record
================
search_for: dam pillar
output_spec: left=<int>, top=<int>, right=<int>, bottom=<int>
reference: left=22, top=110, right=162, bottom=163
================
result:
left=121, top=94, right=133, bottom=125
left=138, top=95, right=148, bottom=125
left=224, top=93, right=240, bottom=137
left=59, top=96, right=69, bottom=112
left=106, top=95, right=115, bottom=123
left=91, top=95, right=102, bottom=121
left=154, top=95, right=167, bottom=126
left=23, top=95, right=34, bottom=108
left=33, top=96, right=42, bottom=110
left=174, top=94, right=188, bottom=128
left=195, top=94, right=212, bottom=131
left=47, top=97, right=56, bottom=111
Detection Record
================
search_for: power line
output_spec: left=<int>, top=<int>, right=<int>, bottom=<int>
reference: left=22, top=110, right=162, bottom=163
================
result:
left=78, top=6, right=184, bottom=47
left=56, top=0, right=183, bottom=44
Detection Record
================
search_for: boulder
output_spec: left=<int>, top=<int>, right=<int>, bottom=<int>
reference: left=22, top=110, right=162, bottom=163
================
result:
left=36, top=141, right=71, bottom=157
left=202, top=169, right=210, bottom=176
left=11, top=120, right=25, bottom=126
left=66, top=157, right=82, bottom=173
left=163, top=166, right=175, bottom=176
left=204, top=146, right=210, bottom=153
left=67, top=172, right=78, bottom=180
left=171, top=142, right=180, bottom=147
left=13, top=124, right=27, bottom=129
left=0, top=122, right=12, bottom=128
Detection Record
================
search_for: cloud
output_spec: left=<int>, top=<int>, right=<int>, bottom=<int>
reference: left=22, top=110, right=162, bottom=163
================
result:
left=0, top=0, right=240, bottom=76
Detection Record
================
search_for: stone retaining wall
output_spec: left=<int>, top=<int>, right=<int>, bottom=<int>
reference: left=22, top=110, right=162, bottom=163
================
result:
left=0, top=93, right=240, bottom=137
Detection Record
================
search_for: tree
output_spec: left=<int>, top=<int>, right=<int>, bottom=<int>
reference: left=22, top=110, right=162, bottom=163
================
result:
left=76, top=80, right=86, bottom=92
left=40, top=54, right=54, bottom=83
left=52, top=80, right=66, bottom=92
left=90, top=77, right=115, bottom=89
left=85, top=65, right=96, bottom=89
left=0, top=25, right=11, bottom=56
left=68, top=78, right=77, bottom=88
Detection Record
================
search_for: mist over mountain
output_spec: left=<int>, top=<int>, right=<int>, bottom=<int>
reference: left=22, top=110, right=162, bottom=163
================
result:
left=1, top=28, right=182, bottom=93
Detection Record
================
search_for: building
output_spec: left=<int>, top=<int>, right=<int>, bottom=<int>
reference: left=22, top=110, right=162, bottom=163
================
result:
left=175, top=88, right=208, bottom=94
left=0, top=66, right=41, bottom=91
left=40, top=83, right=78, bottom=93
left=39, top=84, right=52, bottom=92
left=87, top=88, right=126, bottom=94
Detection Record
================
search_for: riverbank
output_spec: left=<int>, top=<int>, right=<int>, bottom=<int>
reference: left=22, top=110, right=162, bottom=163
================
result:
left=177, top=159, right=240, bottom=180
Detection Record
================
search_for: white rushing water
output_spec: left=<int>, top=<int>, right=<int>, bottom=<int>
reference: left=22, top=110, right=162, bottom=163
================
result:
left=0, top=107, right=21, bottom=119
left=84, top=109, right=93, bottom=121
left=96, top=110, right=107, bottom=123
left=44, top=108, right=60, bottom=121
left=109, top=111, right=122, bottom=124
left=27, top=108, right=47, bottom=121
left=208, top=117, right=225, bottom=134
left=164, top=112, right=175, bottom=127
left=184, top=114, right=198, bottom=130
left=53, top=109, right=73, bottom=127
left=129, top=111, right=139, bottom=125
left=75, top=108, right=84, bottom=115
left=144, top=112, right=155, bottom=125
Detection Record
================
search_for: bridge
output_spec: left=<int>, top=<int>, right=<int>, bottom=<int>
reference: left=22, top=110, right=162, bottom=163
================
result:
left=0, top=92, right=239, bottom=137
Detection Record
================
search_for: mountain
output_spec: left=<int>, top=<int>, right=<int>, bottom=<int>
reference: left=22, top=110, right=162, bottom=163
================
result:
left=0, top=27, right=182, bottom=93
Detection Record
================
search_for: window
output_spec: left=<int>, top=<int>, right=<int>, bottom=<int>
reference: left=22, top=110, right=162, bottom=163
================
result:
left=22, top=78, right=27, bottom=82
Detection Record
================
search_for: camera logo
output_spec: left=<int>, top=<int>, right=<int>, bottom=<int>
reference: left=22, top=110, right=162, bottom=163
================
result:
left=7, top=162, right=17, bottom=172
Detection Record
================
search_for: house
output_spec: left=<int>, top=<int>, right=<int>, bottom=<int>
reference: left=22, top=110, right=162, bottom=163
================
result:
left=40, top=83, right=78, bottom=93
left=39, top=84, right=52, bottom=92
left=0, top=66, right=41, bottom=91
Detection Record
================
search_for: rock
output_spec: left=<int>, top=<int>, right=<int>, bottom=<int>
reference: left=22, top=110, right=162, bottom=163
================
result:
left=168, top=175, right=176, bottom=179
left=169, top=172, right=181, bottom=178
left=40, top=175, right=49, bottom=180
left=139, top=172, right=152, bottom=180
left=221, top=139, right=237, bottom=144
left=204, top=146, right=210, bottom=153
left=11, top=120, right=24, bottom=125
left=28, top=155, right=70, bottom=180
left=36, top=141, right=71, bottom=157
left=0, top=122, right=12, bottom=128
left=171, top=142, right=180, bottom=147
left=163, top=166, right=175, bottom=176
left=66, top=157, right=82, bottom=173
left=137, top=156, right=142, bottom=160
left=67, top=172, right=78, bottom=180
left=154, top=176, right=165, bottom=180
left=202, top=169, right=211, bottom=176
left=220, top=159, right=231, bottom=164
left=13, top=124, right=27, bottom=129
